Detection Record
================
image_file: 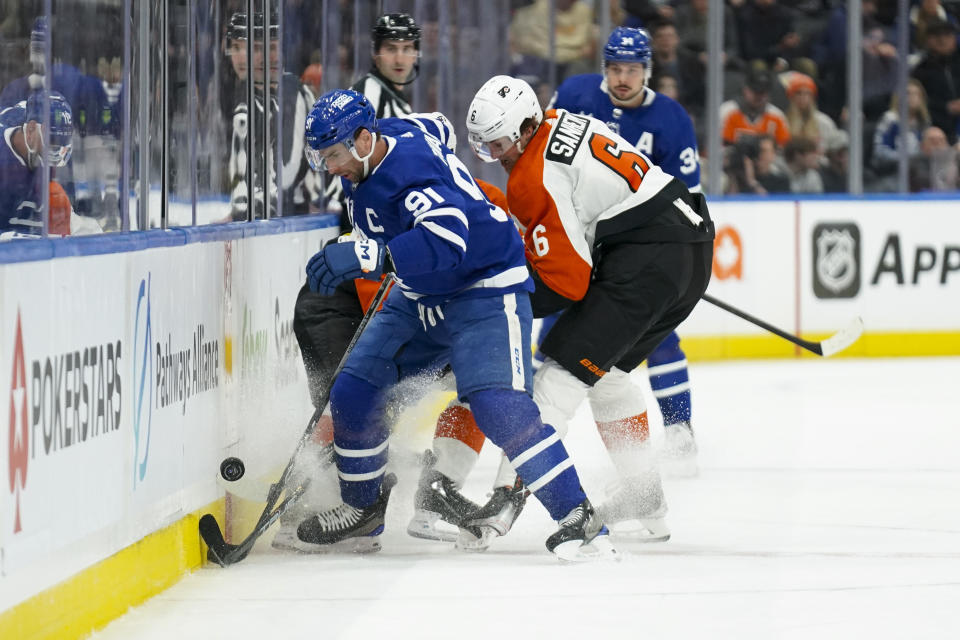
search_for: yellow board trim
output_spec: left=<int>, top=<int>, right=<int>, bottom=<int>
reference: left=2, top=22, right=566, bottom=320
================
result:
left=681, top=331, right=960, bottom=361
left=0, top=499, right=225, bottom=640
left=1, top=331, right=956, bottom=638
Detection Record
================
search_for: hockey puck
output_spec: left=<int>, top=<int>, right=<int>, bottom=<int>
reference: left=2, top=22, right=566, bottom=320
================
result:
left=219, top=457, right=246, bottom=482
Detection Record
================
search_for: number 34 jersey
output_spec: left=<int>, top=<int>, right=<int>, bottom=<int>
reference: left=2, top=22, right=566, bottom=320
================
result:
left=549, top=77, right=701, bottom=192
left=341, top=115, right=532, bottom=305
left=507, top=108, right=702, bottom=302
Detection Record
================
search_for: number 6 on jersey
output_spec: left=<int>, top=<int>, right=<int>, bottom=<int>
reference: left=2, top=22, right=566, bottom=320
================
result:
left=532, top=224, right=550, bottom=256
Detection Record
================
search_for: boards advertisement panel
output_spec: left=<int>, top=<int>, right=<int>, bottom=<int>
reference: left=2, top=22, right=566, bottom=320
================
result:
left=0, top=222, right=337, bottom=610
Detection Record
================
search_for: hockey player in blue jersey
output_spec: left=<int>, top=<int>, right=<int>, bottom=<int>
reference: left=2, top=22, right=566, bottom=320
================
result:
left=546, top=26, right=702, bottom=476
left=295, top=90, right=614, bottom=561
left=0, top=92, right=76, bottom=235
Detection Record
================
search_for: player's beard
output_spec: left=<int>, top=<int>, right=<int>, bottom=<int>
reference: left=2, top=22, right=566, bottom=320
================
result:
left=610, top=83, right=643, bottom=105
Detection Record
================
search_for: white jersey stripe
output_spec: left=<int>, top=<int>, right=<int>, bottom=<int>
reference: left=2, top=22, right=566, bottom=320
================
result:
left=647, top=359, right=689, bottom=376
left=526, top=458, right=573, bottom=493
left=334, top=440, right=389, bottom=458
left=338, top=464, right=388, bottom=482
left=415, top=206, right=469, bottom=228
left=364, top=77, right=383, bottom=114
left=511, top=431, right=561, bottom=468
left=652, top=381, right=691, bottom=398
left=465, top=266, right=530, bottom=291
left=419, top=220, right=467, bottom=251
left=399, top=265, right=531, bottom=300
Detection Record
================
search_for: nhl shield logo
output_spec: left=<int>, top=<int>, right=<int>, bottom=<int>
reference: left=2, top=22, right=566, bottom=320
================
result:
left=813, top=223, right=861, bottom=298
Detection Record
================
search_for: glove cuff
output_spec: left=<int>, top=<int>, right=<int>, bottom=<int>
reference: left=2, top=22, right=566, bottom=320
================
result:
left=354, top=239, right=385, bottom=274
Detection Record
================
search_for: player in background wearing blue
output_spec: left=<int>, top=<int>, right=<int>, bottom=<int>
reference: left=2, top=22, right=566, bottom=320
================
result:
left=0, top=91, right=98, bottom=236
left=1, top=17, right=115, bottom=223
left=294, top=90, right=615, bottom=561
left=546, top=26, right=702, bottom=476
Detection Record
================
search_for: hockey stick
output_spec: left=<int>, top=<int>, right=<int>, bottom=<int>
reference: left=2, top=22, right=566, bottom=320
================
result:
left=199, top=274, right=395, bottom=567
left=701, top=294, right=864, bottom=357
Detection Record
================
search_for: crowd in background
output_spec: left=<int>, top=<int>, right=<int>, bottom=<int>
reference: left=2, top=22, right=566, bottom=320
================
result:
left=2, top=0, right=960, bottom=236
left=507, top=0, right=960, bottom=194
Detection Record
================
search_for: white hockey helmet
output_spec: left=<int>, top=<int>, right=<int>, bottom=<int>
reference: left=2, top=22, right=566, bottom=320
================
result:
left=466, top=75, right=542, bottom=162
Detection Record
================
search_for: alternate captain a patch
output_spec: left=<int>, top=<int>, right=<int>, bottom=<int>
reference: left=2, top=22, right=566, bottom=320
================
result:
left=545, top=112, right=589, bottom=165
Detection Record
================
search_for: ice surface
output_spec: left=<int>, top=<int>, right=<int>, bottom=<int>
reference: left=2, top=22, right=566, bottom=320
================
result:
left=92, top=357, right=960, bottom=639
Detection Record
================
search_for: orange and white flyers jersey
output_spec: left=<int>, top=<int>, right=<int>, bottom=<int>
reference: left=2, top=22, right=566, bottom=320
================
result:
left=506, top=108, right=675, bottom=301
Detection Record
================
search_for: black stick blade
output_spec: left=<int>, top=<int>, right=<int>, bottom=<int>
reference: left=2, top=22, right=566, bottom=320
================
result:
left=199, top=513, right=232, bottom=567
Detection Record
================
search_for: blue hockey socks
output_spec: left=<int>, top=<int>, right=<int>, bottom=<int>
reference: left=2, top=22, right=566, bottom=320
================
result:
left=468, top=388, right=585, bottom=520
left=330, top=372, right=389, bottom=507
left=647, top=331, right=692, bottom=425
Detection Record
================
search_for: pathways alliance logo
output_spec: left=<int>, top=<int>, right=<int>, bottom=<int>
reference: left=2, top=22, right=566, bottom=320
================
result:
left=813, top=222, right=861, bottom=298
left=132, top=274, right=153, bottom=488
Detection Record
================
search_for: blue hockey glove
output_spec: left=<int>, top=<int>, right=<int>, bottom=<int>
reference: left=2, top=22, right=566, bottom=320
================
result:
left=306, top=239, right=389, bottom=295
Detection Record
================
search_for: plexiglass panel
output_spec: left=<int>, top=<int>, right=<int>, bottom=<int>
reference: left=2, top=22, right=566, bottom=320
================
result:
left=3, top=0, right=956, bottom=242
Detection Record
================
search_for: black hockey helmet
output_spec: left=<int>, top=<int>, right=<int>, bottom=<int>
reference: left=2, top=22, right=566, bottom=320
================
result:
left=227, top=8, right=279, bottom=42
left=371, top=13, right=421, bottom=51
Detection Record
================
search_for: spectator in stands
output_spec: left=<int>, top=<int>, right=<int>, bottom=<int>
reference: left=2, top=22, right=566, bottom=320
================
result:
left=820, top=129, right=850, bottom=193
left=734, top=0, right=803, bottom=70
left=784, top=136, right=824, bottom=193
left=674, top=0, right=741, bottom=71
left=861, top=22, right=900, bottom=121
left=752, top=134, right=791, bottom=193
left=872, top=78, right=931, bottom=176
left=725, top=133, right=790, bottom=194
left=783, top=72, right=838, bottom=153
left=621, top=0, right=674, bottom=29
left=509, top=0, right=596, bottom=83
left=912, top=20, right=960, bottom=144
left=910, top=125, right=960, bottom=190
left=653, top=73, right=679, bottom=101
left=810, top=0, right=886, bottom=122
left=720, top=66, right=791, bottom=148
left=779, top=0, right=833, bottom=49
left=649, top=21, right=703, bottom=117
left=910, top=0, right=960, bottom=54
left=300, top=58, right=323, bottom=100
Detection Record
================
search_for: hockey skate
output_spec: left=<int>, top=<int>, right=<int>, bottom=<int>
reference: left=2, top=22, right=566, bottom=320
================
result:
left=407, top=450, right=480, bottom=542
left=545, top=499, right=618, bottom=562
left=296, top=473, right=397, bottom=552
left=271, top=440, right=338, bottom=553
left=456, top=477, right=529, bottom=552
left=660, top=421, right=699, bottom=478
left=597, top=471, right=671, bottom=542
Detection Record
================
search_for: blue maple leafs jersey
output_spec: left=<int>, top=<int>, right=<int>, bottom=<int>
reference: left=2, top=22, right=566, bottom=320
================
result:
left=340, top=115, right=532, bottom=304
left=0, top=104, right=44, bottom=233
left=549, top=74, right=701, bottom=191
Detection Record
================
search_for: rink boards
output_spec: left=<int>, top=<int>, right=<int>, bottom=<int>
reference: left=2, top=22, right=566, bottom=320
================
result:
left=0, top=215, right=338, bottom=637
left=0, top=197, right=958, bottom=638
left=680, top=197, right=960, bottom=358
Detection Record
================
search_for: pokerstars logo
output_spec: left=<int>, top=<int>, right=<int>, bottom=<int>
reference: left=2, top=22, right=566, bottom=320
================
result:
left=6, top=308, right=122, bottom=533
left=132, top=274, right=153, bottom=488
left=9, top=311, right=28, bottom=533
